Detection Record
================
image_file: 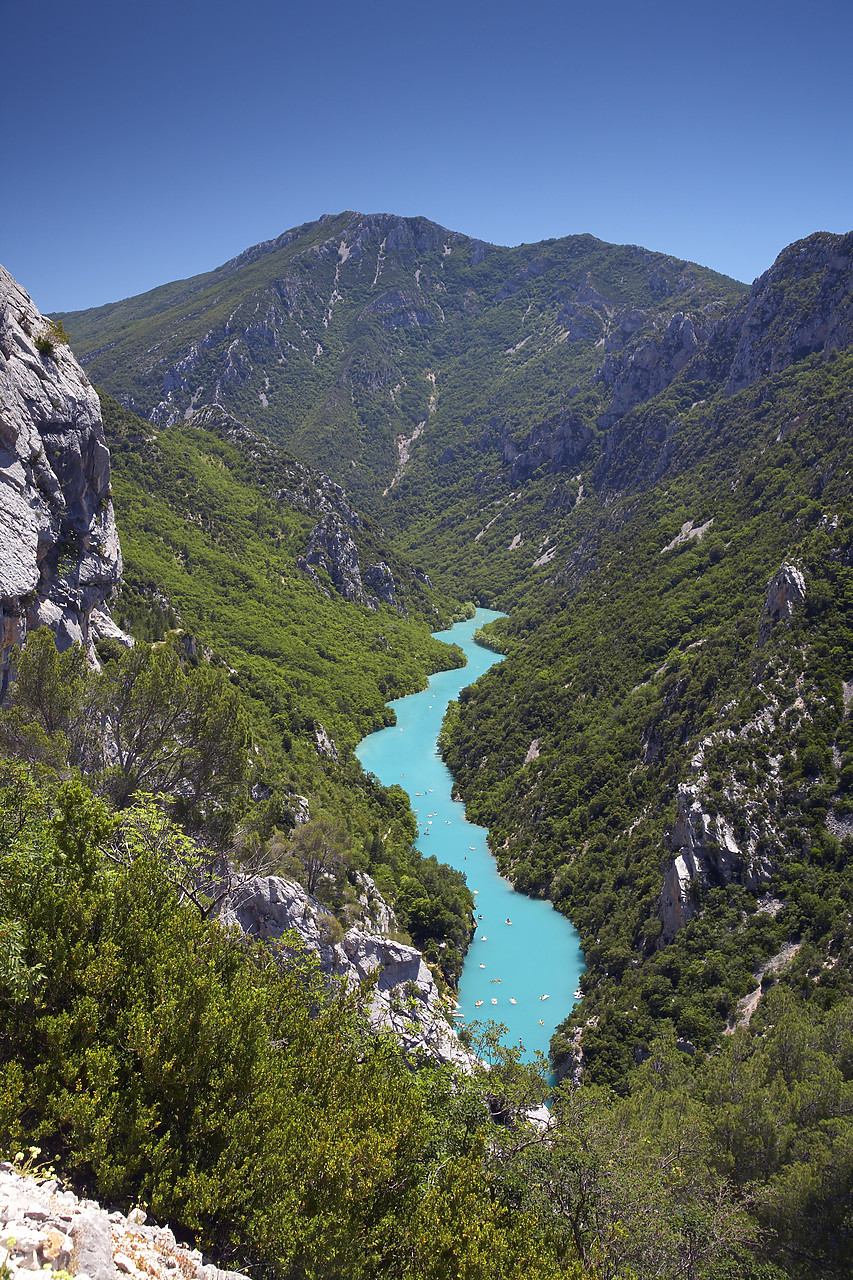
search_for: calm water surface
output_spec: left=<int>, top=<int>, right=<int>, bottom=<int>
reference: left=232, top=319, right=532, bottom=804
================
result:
left=355, top=609, right=584, bottom=1063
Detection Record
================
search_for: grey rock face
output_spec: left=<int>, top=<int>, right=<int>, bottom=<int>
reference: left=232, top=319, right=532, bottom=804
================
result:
left=0, top=266, right=122, bottom=685
left=313, top=722, right=339, bottom=762
left=72, top=1209, right=116, bottom=1280
left=500, top=412, right=593, bottom=485
left=361, top=288, right=435, bottom=330
left=218, top=874, right=474, bottom=1070
left=300, top=514, right=366, bottom=603
left=363, top=561, right=397, bottom=607
left=299, top=515, right=403, bottom=614
left=719, top=231, right=853, bottom=394
left=757, top=563, right=806, bottom=647
left=596, top=310, right=704, bottom=427
left=659, top=784, right=772, bottom=943
left=0, top=1164, right=241, bottom=1280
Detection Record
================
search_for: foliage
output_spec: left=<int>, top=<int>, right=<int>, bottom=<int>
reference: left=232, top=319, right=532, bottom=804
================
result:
left=0, top=766, right=574, bottom=1279
left=34, top=318, right=71, bottom=356
left=0, top=630, right=249, bottom=845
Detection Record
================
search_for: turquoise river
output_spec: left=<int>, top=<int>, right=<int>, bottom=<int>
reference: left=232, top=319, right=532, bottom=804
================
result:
left=356, top=608, right=584, bottom=1064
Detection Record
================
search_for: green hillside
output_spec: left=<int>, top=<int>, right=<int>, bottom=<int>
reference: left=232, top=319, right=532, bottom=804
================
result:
left=11, top=219, right=850, bottom=1275
left=88, top=393, right=476, bottom=982
left=57, top=213, right=744, bottom=515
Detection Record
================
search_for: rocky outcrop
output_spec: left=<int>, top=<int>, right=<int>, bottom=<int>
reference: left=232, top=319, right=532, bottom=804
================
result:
left=718, top=231, right=853, bottom=394
left=500, top=412, right=593, bottom=485
left=0, top=266, right=123, bottom=690
left=658, top=784, right=773, bottom=943
left=361, top=288, right=435, bottom=330
left=757, top=563, right=806, bottom=647
left=363, top=561, right=399, bottom=608
left=218, top=875, right=475, bottom=1070
left=299, top=514, right=366, bottom=603
left=596, top=311, right=705, bottom=427
left=0, top=1163, right=248, bottom=1280
left=313, top=722, right=339, bottom=761
left=299, top=515, right=403, bottom=613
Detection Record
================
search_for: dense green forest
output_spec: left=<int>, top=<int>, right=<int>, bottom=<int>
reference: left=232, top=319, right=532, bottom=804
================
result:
left=4, top=763, right=850, bottom=1278
left=63, top=393, right=476, bottom=983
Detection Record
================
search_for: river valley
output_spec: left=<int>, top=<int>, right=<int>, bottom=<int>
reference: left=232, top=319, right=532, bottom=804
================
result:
left=356, top=609, right=585, bottom=1064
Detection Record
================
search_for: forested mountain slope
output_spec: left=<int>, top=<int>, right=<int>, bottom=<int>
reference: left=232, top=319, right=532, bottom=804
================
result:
left=442, top=230, right=853, bottom=1089
left=97, top=391, right=481, bottom=982
left=57, top=212, right=744, bottom=519
left=22, top=222, right=853, bottom=1276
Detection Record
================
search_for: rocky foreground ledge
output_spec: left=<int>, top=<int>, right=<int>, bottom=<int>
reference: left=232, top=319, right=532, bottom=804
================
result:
left=0, top=1163, right=246, bottom=1280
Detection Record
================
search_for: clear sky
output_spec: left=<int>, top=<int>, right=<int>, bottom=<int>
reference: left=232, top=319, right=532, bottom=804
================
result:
left=3, top=0, right=852, bottom=312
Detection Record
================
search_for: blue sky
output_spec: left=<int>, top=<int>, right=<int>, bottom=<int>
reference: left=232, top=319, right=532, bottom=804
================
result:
left=3, top=0, right=852, bottom=312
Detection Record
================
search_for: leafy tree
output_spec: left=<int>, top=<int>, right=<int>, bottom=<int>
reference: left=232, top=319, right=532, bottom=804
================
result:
left=284, top=816, right=350, bottom=897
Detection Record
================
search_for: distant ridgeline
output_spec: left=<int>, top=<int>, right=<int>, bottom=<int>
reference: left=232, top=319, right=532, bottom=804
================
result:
left=14, top=219, right=853, bottom=1275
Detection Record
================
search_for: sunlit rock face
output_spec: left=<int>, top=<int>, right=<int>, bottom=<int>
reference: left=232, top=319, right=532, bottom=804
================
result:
left=218, top=873, right=476, bottom=1070
left=0, top=265, right=123, bottom=689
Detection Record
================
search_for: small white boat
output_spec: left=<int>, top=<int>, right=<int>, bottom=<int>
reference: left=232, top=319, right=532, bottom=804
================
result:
left=480, top=935, right=487, bottom=941
left=491, top=998, right=498, bottom=1005
left=475, top=1000, right=483, bottom=1007
left=469, top=846, right=475, bottom=851
left=479, top=963, right=486, bottom=968
left=540, top=994, right=550, bottom=1001
left=574, top=988, right=583, bottom=1000
left=509, top=998, right=517, bottom=1005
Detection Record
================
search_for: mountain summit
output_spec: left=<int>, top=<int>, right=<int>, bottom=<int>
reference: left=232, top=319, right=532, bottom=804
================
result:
left=57, top=212, right=744, bottom=504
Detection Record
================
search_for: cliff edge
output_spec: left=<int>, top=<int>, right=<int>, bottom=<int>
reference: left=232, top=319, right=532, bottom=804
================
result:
left=0, top=267, right=122, bottom=691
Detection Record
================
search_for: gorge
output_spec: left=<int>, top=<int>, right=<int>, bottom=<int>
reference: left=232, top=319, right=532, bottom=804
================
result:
left=2, top=213, right=853, bottom=1277
left=356, top=609, right=584, bottom=1063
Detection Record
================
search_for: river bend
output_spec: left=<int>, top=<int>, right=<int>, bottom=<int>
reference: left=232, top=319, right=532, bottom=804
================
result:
left=356, top=609, right=584, bottom=1063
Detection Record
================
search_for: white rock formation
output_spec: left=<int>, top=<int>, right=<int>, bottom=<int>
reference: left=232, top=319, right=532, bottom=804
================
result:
left=218, top=874, right=475, bottom=1070
left=0, top=1162, right=248, bottom=1280
left=659, top=783, right=772, bottom=943
left=757, top=563, right=806, bottom=647
left=0, top=266, right=123, bottom=688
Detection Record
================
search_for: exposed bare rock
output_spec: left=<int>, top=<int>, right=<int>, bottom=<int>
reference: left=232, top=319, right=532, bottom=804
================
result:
left=360, top=288, right=435, bottom=330
left=218, top=875, right=475, bottom=1069
left=660, top=518, right=714, bottom=554
left=757, top=563, right=806, bottom=647
left=725, top=942, right=802, bottom=1033
left=500, top=412, right=592, bottom=485
left=658, top=784, right=772, bottom=943
left=300, top=514, right=365, bottom=603
left=596, top=311, right=705, bottom=427
left=0, top=1164, right=248, bottom=1280
left=363, top=561, right=399, bottom=609
left=0, top=266, right=122, bottom=690
left=89, top=607, right=134, bottom=649
left=313, top=722, right=339, bottom=762
left=299, top=516, right=405, bottom=614
left=719, top=231, right=853, bottom=395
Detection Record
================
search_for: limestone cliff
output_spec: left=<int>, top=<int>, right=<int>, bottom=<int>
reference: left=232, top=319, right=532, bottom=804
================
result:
left=0, top=266, right=122, bottom=688
left=218, top=874, right=475, bottom=1070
